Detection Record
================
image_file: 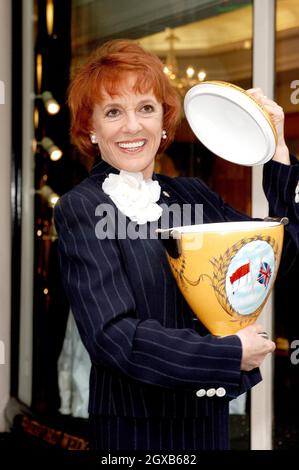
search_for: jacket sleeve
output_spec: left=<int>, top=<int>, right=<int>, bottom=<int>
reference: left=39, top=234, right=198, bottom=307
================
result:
left=180, top=157, right=299, bottom=278
left=54, top=191, right=254, bottom=399
left=263, top=156, right=299, bottom=276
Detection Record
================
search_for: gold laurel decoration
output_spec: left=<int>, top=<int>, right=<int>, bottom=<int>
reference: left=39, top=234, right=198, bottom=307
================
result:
left=169, top=234, right=279, bottom=323
left=169, top=254, right=194, bottom=290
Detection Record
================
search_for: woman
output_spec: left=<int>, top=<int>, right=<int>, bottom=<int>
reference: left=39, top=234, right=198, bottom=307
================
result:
left=54, top=39, right=299, bottom=451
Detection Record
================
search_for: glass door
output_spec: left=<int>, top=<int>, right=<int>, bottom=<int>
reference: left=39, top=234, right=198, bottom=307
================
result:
left=71, top=0, right=254, bottom=449
left=274, top=0, right=299, bottom=449
left=16, top=0, right=261, bottom=450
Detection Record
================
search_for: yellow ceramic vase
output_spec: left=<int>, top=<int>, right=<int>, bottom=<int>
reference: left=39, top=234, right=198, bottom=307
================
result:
left=160, top=220, right=285, bottom=336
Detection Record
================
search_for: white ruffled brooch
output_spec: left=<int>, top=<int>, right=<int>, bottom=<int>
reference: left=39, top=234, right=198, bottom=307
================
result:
left=102, top=170, right=163, bottom=225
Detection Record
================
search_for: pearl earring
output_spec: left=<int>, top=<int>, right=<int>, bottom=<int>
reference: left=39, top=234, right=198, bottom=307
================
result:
left=90, top=133, right=97, bottom=144
left=162, top=129, right=167, bottom=140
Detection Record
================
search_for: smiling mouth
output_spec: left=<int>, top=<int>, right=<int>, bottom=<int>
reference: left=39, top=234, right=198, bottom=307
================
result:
left=117, top=140, right=146, bottom=151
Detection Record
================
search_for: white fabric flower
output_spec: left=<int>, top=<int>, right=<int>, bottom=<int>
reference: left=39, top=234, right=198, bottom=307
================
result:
left=102, top=170, right=163, bottom=225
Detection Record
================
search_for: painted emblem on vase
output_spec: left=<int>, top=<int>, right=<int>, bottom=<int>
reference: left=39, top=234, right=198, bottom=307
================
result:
left=225, top=239, right=274, bottom=316
left=169, top=234, right=279, bottom=322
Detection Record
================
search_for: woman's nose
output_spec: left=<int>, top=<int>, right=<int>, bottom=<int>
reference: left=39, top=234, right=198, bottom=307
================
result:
left=122, top=111, right=142, bottom=133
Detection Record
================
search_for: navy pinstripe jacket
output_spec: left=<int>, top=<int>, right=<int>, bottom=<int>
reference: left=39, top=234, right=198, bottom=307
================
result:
left=54, top=157, right=299, bottom=419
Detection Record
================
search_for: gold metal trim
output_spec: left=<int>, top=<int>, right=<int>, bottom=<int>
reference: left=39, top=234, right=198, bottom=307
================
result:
left=198, top=80, right=278, bottom=143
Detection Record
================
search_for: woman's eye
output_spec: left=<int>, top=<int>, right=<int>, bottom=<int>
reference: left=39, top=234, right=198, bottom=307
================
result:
left=106, top=108, right=120, bottom=118
left=141, top=104, right=155, bottom=113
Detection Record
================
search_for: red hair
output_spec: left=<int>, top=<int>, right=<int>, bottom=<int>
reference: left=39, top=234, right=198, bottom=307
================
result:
left=68, top=39, right=182, bottom=158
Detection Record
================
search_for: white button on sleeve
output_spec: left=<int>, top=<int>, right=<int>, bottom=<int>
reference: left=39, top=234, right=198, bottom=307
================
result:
left=216, top=387, right=226, bottom=397
left=196, top=389, right=206, bottom=398
left=206, top=388, right=216, bottom=397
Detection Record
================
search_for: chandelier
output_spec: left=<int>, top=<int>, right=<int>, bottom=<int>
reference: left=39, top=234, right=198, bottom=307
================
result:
left=162, top=28, right=207, bottom=96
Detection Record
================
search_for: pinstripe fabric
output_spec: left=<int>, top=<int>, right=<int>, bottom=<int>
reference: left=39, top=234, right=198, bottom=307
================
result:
left=54, top=157, right=299, bottom=450
left=89, top=401, right=228, bottom=451
left=263, top=156, right=299, bottom=276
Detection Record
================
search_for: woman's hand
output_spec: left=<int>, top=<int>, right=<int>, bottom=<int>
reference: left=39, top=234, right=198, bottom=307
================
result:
left=236, top=323, right=276, bottom=371
left=246, top=88, right=290, bottom=165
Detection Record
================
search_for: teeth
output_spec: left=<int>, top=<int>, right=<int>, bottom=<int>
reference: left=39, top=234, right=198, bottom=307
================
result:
left=118, top=141, right=145, bottom=149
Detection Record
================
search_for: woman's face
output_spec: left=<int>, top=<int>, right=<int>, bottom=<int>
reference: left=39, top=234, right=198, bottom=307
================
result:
left=91, top=75, right=163, bottom=179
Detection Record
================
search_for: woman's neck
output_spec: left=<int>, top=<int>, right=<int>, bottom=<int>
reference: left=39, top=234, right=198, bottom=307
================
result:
left=101, top=156, right=155, bottom=180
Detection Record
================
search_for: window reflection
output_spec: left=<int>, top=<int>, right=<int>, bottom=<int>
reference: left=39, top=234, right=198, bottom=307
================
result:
left=27, top=0, right=261, bottom=450
left=68, top=0, right=254, bottom=450
left=274, top=0, right=299, bottom=450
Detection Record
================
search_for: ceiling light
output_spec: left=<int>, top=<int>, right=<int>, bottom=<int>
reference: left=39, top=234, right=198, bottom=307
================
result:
left=163, top=28, right=207, bottom=96
left=46, top=0, right=54, bottom=36
left=36, top=54, right=42, bottom=94
left=40, top=137, right=63, bottom=161
left=37, top=185, right=60, bottom=208
left=36, top=91, right=60, bottom=115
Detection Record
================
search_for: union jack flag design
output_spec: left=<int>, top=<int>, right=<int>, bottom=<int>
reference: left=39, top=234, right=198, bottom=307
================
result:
left=257, top=261, right=272, bottom=288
